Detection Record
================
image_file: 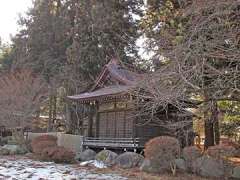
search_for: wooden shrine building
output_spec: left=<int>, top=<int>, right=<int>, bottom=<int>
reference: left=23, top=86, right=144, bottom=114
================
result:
left=68, top=59, right=193, bottom=150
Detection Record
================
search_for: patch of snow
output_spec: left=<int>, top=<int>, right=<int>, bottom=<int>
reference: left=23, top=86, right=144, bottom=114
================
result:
left=0, top=157, right=127, bottom=180
left=80, top=160, right=107, bottom=169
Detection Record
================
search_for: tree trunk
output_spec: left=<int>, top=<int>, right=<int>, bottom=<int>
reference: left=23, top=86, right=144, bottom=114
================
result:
left=203, top=95, right=215, bottom=149
left=204, top=120, right=214, bottom=149
left=65, top=80, right=76, bottom=134
left=47, top=95, right=53, bottom=132
left=214, top=119, right=220, bottom=145
left=65, top=101, right=73, bottom=133
left=212, top=101, right=220, bottom=145
left=12, top=128, right=25, bottom=145
left=52, top=95, right=57, bottom=131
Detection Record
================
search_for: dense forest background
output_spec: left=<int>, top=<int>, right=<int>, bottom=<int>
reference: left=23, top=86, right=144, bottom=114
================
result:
left=0, top=0, right=239, bottom=149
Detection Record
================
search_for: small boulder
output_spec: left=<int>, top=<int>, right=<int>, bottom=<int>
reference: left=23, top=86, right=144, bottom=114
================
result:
left=175, top=158, right=187, bottom=171
left=115, top=152, right=144, bottom=169
left=75, top=149, right=96, bottom=162
left=95, top=150, right=118, bottom=166
left=192, top=155, right=225, bottom=178
left=231, top=166, right=240, bottom=179
left=0, top=147, right=10, bottom=155
left=235, top=149, right=240, bottom=158
left=25, top=152, right=34, bottom=158
left=2, top=144, right=28, bottom=155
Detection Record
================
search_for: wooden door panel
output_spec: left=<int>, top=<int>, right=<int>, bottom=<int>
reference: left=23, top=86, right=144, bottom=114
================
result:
left=107, top=112, right=116, bottom=137
left=98, top=110, right=134, bottom=138
left=99, top=112, right=107, bottom=137
left=115, top=111, right=125, bottom=138
left=125, top=111, right=134, bottom=138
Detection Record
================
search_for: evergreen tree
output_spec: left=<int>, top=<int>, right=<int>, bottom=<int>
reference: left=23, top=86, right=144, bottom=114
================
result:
left=7, top=0, right=144, bottom=132
left=64, top=0, right=144, bottom=93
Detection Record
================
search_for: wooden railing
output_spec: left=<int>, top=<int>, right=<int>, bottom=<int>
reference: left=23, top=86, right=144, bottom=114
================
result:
left=82, top=137, right=144, bottom=149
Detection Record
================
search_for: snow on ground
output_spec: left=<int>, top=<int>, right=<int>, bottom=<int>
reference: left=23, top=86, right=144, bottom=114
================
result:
left=80, top=160, right=106, bottom=169
left=0, top=157, right=128, bottom=180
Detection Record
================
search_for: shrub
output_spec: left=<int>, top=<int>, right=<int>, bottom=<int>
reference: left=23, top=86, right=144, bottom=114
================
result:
left=31, top=135, right=57, bottom=154
left=41, top=146, right=75, bottom=163
left=207, top=145, right=236, bottom=159
left=144, top=136, right=180, bottom=174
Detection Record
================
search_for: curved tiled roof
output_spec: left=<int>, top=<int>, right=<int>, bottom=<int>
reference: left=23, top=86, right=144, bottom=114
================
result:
left=67, top=85, right=133, bottom=102
left=68, top=58, right=140, bottom=102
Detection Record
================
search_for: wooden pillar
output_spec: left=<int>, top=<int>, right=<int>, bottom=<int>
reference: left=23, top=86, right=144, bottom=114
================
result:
left=88, top=103, right=94, bottom=137
left=47, top=95, right=53, bottom=132
left=132, top=111, right=136, bottom=138
left=52, top=95, right=57, bottom=131
left=96, top=102, right=100, bottom=137
left=123, top=110, right=126, bottom=138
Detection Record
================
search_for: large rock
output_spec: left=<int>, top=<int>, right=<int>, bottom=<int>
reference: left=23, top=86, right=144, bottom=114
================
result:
left=75, top=149, right=96, bottom=162
left=192, top=155, right=225, bottom=178
left=140, top=159, right=161, bottom=173
left=31, top=135, right=57, bottom=154
left=175, top=158, right=187, bottom=171
left=182, top=146, right=202, bottom=171
left=0, top=137, right=9, bottom=146
left=207, top=145, right=236, bottom=159
left=235, top=149, right=240, bottom=158
left=41, top=146, right=75, bottom=164
left=95, top=150, right=118, bottom=166
left=115, top=152, right=144, bottom=169
left=231, top=166, right=240, bottom=179
left=183, top=146, right=202, bottom=161
left=2, top=145, right=28, bottom=155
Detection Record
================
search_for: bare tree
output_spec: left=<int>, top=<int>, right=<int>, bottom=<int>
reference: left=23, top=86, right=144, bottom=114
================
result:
left=0, top=70, right=49, bottom=134
left=139, top=0, right=240, bottom=148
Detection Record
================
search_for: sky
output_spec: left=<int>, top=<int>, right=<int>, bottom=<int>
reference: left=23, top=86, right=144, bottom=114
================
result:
left=0, top=0, right=32, bottom=43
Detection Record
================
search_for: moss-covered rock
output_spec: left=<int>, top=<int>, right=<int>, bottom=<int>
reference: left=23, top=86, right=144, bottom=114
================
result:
left=2, top=145, right=28, bottom=155
left=231, top=166, right=240, bottom=179
left=0, top=147, right=10, bottom=155
left=95, top=150, right=117, bottom=166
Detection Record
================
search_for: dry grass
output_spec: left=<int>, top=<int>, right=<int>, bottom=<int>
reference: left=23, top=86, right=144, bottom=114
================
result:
left=94, top=166, right=213, bottom=180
